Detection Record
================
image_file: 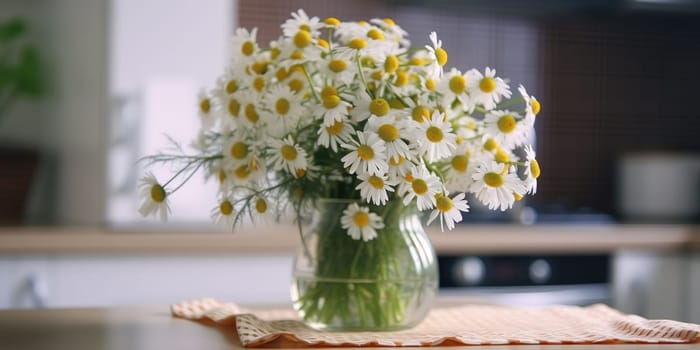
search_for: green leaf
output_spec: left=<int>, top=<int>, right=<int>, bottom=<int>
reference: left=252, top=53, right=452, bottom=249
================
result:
left=0, top=18, right=27, bottom=42
left=14, top=46, right=42, bottom=96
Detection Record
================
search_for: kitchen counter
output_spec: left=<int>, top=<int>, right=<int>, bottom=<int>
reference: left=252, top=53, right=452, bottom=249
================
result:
left=0, top=224, right=698, bottom=255
left=0, top=305, right=698, bottom=350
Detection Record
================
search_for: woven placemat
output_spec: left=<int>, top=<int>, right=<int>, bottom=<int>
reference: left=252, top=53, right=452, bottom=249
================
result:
left=171, top=299, right=700, bottom=347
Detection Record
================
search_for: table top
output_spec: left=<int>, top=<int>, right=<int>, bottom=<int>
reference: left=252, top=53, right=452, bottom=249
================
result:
left=0, top=306, right=698, bottom=350
left=1, top=224, right=699, bottom=255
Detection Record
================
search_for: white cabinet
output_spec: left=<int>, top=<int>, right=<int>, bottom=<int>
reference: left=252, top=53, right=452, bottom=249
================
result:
left=0, top=254, right=293, bottom=309
left=612, top=250, right=699, bottom=323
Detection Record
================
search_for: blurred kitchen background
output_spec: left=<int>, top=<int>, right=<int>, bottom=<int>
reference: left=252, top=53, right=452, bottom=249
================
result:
left=1, top=0, right=699, bottom=323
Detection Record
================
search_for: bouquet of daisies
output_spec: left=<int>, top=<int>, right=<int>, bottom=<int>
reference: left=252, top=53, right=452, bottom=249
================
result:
left=139, top=9, right=542, bottom=330
left=139, top=9, right=541, bottom=235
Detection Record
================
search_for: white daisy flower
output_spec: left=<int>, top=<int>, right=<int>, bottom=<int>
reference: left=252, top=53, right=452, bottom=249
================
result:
left=219, top=94, right=242, bottom=129
left=444, top=142, right=476, bottom=193
left=197, top=90, right=216, bottom=130
left=262, top=85, right=303, bottom=137
left=341, top=131, right=388, bottom=175
left=365, top=115, right=411, bottom=163
left=370, top=17, right=409, bottom=47
left=340, top=203, right=384, bottom=241
left=415, top=111, right=457, bottom=162
left=236, top=90, right=263, bottom=127
left=483, top=110, right=529, bottom=149
left=400, top=164, right=441, bottom=211
left=424, top=31, right=447, bottom=79
left=281, top=9, right=322, bottom=38
left=213, top=65, right=243, bottom=100
left=470, top=161, right=527, bottom=211
left=230, top=157, right=265, bottom=186
left=269, top=136, right=308, bottom=177
left=320, top=56, right=356, bottom=85
left=428, top=192, right=469, bottom=231
left=223, top=134, right=252, bottom=168
left=522, top=144, right=540, bottom=194
left=316, top=88, right=352, bottom=127
left=387, top=155, right=412, bottom=183
left=230, top=27, right=258, bottom=63
left=467, top=67, right=511, bottom=110
left=211, top=197, right=236, bottom=227
left=348, top=90, right=373, bottom=123
left=138, top=172, right=171, bottom=222
left=251, top=196, right=273, bottom=223
left=356, top=172, right=396, bottom=206
left=436, top=68, right=471, bottom=110
left=518, top=84, right=541, bottom=127
left=317, top=116, right=354, bottom=152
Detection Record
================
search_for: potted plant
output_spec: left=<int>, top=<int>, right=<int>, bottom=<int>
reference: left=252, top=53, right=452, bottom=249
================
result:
left=0, top=17, right=44, bottom=225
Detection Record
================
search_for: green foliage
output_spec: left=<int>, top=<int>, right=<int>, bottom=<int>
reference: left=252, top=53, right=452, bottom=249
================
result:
left=0, top=17, right=44, bottom=124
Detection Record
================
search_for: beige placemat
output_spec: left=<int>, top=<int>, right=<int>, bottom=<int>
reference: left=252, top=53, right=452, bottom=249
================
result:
left=171, top=298, right=700, bottom=347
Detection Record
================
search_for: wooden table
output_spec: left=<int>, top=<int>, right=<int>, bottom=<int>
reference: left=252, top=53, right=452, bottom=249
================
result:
left=0, top=306, right=698, bottom=350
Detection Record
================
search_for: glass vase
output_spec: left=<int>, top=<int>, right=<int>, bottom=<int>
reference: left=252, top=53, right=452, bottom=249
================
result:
left=291, top=198, right=439, bottom=331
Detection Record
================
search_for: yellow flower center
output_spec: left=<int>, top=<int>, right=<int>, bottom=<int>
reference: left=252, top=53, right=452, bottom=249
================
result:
left=484, top=172, right=504, bottom=187
left=353, top=212, right=369, bottom=227
left=369, top=98, right=390, bottom=116
left=255, top=198, right=267, bottom=213
left=483, top=138, right=497, bottom=151
left=479, top=77, right=496, bottom=93
left=150, top=185, right=166, bottom=203
left=227, top=99, right=240, bottom=117
left=531, top=98, right=541, bottom=115
left=409, top=57, right=429, bottom=66
left=377, top=124, right=399, bottom=141
left=252, top=61, right=268, bottom=75
left=326, top=120, right=344, bottom=136
left=270, top=47, right=280, bottom=59
left=530, top=159, right=541, bottom=178
left=293, top=30, right=312, bottom=48
left=357, top=145, right=374, bottom=160
left=288, top=79, right=304, bottom=92
left=220, top=200, right=233, bottom=215
left=370, top=70, right=383, bottom=81
left=241, top=41, right=254, bottom=56
left=383, top=18, right=396, bottom=26
left=323, top=95, right=341, bottom=109
left=425, top=78, right=436, bottom=91
left=497, top=114, right=517, bottom=133
left=436, top=195, right=453, bottom=212
left=368, top=175, right=384, bottom=189
left=426, top=126, right=444, bottom=142
left=324, top=17, right=340, bottom=26
left=275, top=98, right=290, bottom=115
left=234, top=165, right=250, bottom=179
left=328, top=59, right=347, bottom=73
left=451, top=155, right=468, bottom=172
left=514, top=192, right=523, bottom=201
left=390, top=156, right=405, bottom=166
left=253, top=77, right=265, bottom=92
left=361, top=56, right=376, bottom=68
left=321, top=86, right=337, bottom=99
left=245, top=104, right=259, bottom=123
left=412, top=106, right=431, bottom=122
left=290, top=50, right=304, bottom=60
left=349, top=38, right=367, bottom=49
left=317, top=38, right=329, bottom=49
left=199, top=98, right=210, bottom=113
left=367, top=28, right=384, bottom=40
left=412, top=178, right=428, bottom=195
left=295, top=168, right=306, bottom=178
left=280, top=144, right=298, bottom=161
left=230, top=142, right=248, bottom=159
left=384, top=55, right=399, bottom=73
left=225, top=80, right=238, bottom=94
left=435, top=47, right=448, bottom=66
left=275, top=67, right=288, bottom=81
left=449, top=75, right=466, bottom=94
left=495, top=149, right=509, bottom=162
left=394, top=71, right=408, bottom=86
